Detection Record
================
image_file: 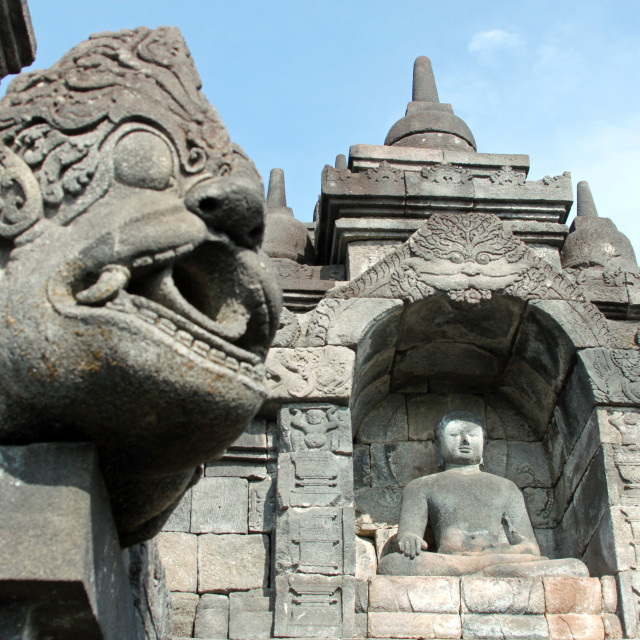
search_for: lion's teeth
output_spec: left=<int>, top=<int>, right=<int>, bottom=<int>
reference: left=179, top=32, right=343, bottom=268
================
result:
left=76, top=264, right=131, bottom=305
left=132, top=256, right=153, bottom=268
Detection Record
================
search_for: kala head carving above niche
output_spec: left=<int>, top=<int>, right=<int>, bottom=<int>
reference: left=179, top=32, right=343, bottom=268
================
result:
left=378, top=411, right=588, bottom=578
left=0, top=27, right=281, bottom=545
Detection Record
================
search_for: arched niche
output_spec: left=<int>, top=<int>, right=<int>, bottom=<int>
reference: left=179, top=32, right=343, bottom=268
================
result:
left=306, top=212, right=615, bottom=575
left=342, top=291, right=610, bottom=572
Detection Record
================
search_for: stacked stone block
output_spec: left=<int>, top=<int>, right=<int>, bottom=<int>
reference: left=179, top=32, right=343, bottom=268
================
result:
left=273, top=404, right=356, bottom=638
left=366, top=575, right=622, bottom=639
left=158, top=419, right=277, bottom=639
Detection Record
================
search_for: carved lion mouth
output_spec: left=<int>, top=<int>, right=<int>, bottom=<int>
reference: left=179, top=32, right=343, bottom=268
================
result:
left=57, top=235, right=279, bottom=371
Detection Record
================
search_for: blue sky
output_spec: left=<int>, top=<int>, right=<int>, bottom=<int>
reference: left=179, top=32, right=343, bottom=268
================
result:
left=5, top=1, right=640, bottom=252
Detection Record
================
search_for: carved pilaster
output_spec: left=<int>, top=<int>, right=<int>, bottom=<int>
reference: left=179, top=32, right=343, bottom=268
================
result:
left=274, top=404, right=355, bottom=638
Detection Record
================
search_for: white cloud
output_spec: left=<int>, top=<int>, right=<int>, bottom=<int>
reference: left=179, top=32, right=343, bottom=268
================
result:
left=468, top=29, right=522, bottom=54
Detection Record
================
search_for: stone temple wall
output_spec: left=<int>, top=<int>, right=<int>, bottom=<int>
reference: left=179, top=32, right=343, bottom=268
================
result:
left=159, top=418, right=277, bottom=638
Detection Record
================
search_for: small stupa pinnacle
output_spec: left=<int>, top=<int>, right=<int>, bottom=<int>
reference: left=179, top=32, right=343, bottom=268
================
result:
left=385, top=56, right=476, bottom=152
left=561, top=180, right=637, bottom=270
left=266, top=168, right=289, bottom=212
left=335, top=154, right=347, bottom=171
left=576, top=181, right=598, bottom=218
left=412, top=56, right=439, bottom=103
left=262, top=168, right=315, bottom=264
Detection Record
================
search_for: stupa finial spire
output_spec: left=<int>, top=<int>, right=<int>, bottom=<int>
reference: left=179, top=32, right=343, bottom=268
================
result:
left=385, top=55, right=476, bottom=152
left=267, top=168, right=287, bottom=209
left=412, top=56, right=439, bottom=103
left=576, top=181, right=598, bottom=218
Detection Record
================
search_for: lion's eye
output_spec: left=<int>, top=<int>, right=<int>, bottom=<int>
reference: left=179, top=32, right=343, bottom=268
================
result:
left=448, top=251, right=464, bottom=264
left=113, top=131, right=174, bottom=190
left=476, top=252, right=490, bottom=265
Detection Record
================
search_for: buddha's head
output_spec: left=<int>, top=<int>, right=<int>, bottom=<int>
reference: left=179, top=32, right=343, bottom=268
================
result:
left=434, top=410, right=486, bottom=468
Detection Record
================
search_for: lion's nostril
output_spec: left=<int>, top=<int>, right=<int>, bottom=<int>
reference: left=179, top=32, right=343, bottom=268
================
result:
left=185, top=177, right=265, bottom=250
left=196, top=197, right=219, bottom=219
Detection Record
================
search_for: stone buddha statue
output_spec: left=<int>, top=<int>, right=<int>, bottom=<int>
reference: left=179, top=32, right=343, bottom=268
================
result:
left=377, top=410, right=588, bottom=578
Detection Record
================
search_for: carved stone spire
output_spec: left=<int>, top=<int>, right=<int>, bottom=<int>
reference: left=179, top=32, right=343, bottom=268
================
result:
left=385, top=56, right=476, bottom=152
left=561, top=181, right=637, bottom=270
left=262, top=168, right=315, bottom=263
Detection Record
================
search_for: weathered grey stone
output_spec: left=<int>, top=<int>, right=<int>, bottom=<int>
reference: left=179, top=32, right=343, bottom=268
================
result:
left=355, top=487, right=402, bottom=528
left=198, top=534, right=269, bottom=593
left=0, top=27, right=281, bottom=546
left=600, top=576, right=618, bottom=614
left=461, top=577, right=543, bottom=614
left=483, top=439, right=507, bottom=477
left=193, top=594, right=229, bottom=639
left=205, top=461, right=272, bottom=480
left=156, top=532, right=198, bottom=593
left=227, top=417, right=276, bottom=454
left=172, top=592, right=199, bottom=638
left=355, top=578, right=369, bottom=613
left=265, top=346, right=355, bottom=405
left=229, top=589, right=274, bottom=640
left=279, top=404, right=352, bottom=454
left=310, top=298, right=403, bottom=351
left=486, top=395, right=536, bottom=441
left=377, top=412, right=588, bottom=578
left=0, top=443, right=139, bottom=640
left=277, top=452, right=354, bottom=508
left=249, top=475, right=277, bottom=533
left=407, top=393, right=485, bottom=440
left=356, top=536, right=378, bottom=579
left=352, top=376, right=392, bottom=433
left=274, top=574, right=354, bottom=638
left=602, top=613, right=623, bottom=639
left=275, top=507, right=356, bottom=576
left=371, top=441, right=439, bottom=488
left=544, top=413, right=568, bottom=485
left=565, top=448, right=610, bottom=556
left=162, top=488, right=192, bottom=533
left=554, top=409, right=604, bottom=517
left=505, top=441, right=551, bottom=489
left=127, top=538, right=173, bottom=640
left=581, top=507, right=623, bottom=576
left=354, top=444, right=372, bottom=488
left=354, top=612, right=368, bottom=638
left=369, top=576, right=460, bottom=613
left=358, top=394, right=409, bottom=443
left=347, top=241, right=401, bottom=279
left=523, top=488, right=558, bottom=528
left=394, top=342, right=501, bottom=393
left=368, top=611, right=461, bottom=639
left=462, top=614, right=549, bottom=639
left=191, top=477, right=248, bottom=534
left=533, top=528, right=556, bottom=559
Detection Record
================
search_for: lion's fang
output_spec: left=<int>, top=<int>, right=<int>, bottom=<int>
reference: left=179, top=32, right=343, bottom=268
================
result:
left=76, top=264, right=131, bottom=305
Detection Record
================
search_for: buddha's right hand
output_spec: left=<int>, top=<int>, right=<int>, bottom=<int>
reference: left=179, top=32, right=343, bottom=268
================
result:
left=398, top=533, right=429, bottom=559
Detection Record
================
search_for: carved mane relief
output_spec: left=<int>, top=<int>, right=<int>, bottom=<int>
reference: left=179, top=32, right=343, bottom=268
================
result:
left=327, top=212, right=612, bottom=345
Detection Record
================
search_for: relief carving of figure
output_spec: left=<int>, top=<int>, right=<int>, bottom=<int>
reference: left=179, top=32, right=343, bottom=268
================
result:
left=0, top=27, right=281, bottom=545
left=378, top=411, right=588, bottom=577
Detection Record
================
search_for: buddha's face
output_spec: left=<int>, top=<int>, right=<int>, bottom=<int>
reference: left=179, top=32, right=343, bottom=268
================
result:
left=436, top=419, right=484, bottom=467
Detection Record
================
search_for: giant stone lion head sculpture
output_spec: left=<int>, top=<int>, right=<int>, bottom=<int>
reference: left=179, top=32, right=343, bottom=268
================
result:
left=0, top=27, right=281, bottom=545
